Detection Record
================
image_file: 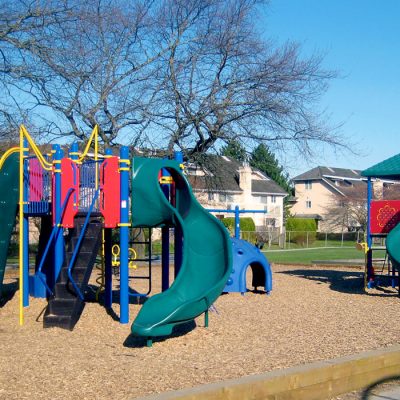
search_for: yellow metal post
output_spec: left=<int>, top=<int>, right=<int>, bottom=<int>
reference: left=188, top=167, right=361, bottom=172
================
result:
left=18, top=127, right=24, bottom=325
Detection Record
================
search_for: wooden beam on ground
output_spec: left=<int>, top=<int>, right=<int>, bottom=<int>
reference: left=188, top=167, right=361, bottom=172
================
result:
left=136, top=345, right=400, bottom=400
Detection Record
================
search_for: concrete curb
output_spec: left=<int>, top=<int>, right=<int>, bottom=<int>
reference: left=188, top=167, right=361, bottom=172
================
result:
left=136, top=345, right=400, bottom=400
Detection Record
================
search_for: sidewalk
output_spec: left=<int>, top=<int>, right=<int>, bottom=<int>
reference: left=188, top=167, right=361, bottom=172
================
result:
left=369, top=385, right=400, bottom=400
left=334, top=381, right=400, bottom=400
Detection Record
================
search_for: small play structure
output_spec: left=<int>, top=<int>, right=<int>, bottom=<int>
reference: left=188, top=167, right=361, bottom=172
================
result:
left=225, top=237, right=272, bottom=295
left=362, top=154, right=400, bottom=295
left=0, top=125, right=232, bottom=345
left=208, top=206, right=272, bottom=295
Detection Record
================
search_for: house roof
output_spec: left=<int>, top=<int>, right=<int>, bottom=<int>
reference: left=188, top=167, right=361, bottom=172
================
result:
left=187, top=155, right=242, bottom=192
left=362, top=153, right=400, bottom=179
left=186, top=155, right=287, bottom=196
left=292, top=166, right=362, bottom=181
left=252, top=179, right=287, bottom=195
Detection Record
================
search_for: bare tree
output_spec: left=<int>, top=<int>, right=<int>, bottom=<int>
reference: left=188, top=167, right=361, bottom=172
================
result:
left=149, top=0, right=342, bottom=159
left=1, top=0, right=345, bottom=157
left=0, top=0, right=72, bottom=137
left=324, top=184, right=368, bottom=232
left=1, top=0, right=176, bottom=145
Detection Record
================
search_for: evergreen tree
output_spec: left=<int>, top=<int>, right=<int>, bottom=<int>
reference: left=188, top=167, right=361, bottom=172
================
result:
left=220, top=140, right=247, bottom=163
left=249, top=144, right=292, bottom=195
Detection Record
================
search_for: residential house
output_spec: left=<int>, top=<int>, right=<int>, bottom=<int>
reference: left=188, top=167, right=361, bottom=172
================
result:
left=290, top=166, right=398, bottom=232
left=185, top=155, right=287, bottom=232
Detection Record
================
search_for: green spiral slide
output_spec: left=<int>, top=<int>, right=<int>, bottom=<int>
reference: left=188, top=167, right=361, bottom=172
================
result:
left=0, top=152, right=20, bottom=298
left=386, top=222, right=400, bottom=272
left=130, top=157, right=232, bottom=339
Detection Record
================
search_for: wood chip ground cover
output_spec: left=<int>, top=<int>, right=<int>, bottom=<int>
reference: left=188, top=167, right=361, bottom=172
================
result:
left=0, top=263, right=399, bottom=400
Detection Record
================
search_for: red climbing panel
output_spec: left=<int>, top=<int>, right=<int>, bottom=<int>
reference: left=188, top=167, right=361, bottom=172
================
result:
left=52, top=158, right=80, bottom=228
left=29, top=158, right=43, bottom=201
left=100, top=156, right=120, bottom=228
left=370, top=200, right=400, bottom=234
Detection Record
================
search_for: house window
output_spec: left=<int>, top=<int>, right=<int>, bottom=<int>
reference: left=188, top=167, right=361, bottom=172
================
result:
left=270, top=195, right=276, bottom=203
left=305, top=181, right=312, bottom=190
left=208, top=192, right=215, bottom=201
left=219, top=193, right=234, bottom=203
left=259, top=196, right=267, bottom=204
left=265, top=218, right=276, bottom=227
left=306, top=200, right=312, bottom=209
left=218, top=193, right=227, bottom=202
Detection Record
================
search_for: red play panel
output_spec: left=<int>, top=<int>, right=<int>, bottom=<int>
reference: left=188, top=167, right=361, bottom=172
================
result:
left=29, top=158, right=43, bottom=201
left=100, top=156, right=120, bottom=228
left=370, top=200, right=400, bottom=234
left=52, top=158, right=79, bottom=228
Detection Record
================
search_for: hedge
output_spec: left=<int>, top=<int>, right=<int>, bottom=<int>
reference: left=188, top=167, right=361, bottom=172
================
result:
left=221, top=217, right=256, bottom=242
left=285, top=217, right=317, bottom=246
left=221, top=216, right=255, bottom=232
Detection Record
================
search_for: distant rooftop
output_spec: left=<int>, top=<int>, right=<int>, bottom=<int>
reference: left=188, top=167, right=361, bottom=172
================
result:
left=186, top=155, right=287, bottom=195
left=292, top=166, right=362, bottom=181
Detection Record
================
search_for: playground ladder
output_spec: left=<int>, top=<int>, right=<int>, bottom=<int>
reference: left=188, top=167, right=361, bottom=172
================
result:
left=43, top=213, right=102, bottom=330
left=128, top=228, right=153, bottom=298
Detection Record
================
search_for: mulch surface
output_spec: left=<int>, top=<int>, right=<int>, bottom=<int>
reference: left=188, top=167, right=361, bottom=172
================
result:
left=1, top=263, right=399, bottom=400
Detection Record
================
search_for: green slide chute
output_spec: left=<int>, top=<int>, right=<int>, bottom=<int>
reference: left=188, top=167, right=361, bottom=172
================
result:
left=130, top=158, right=232, bottom=338
left=0, top=152, right=19, bottom=298
left=386, top=223, right=400, bottom=271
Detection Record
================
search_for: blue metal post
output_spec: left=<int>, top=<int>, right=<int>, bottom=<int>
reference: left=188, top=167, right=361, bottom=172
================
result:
left=119, top=147, right=130, bottom=323
left=161, top=168, right=170, bottom=291
left=207, top=208, right=267, bottom=239
left=53, top=144, right=64, bottom=290
left=367, top=178, right=372, bottom=248
left=366, top=177, right=373, bottom=286
left=161, top=226, right=170, bottom=291
left=174, top=224, right=183, bottom=279
left=234, top=205, right=240, bottom=239
left=104, top=228, right=113, bottom=308
left=174, top=152, right=184, bottom=279
left=69, top=142, right=79, bottom=160
left=104, top=148, right=113, bottom=308
left=174, top=151, right=184, bottom=165
left=23, top=139, right=29, bottom=306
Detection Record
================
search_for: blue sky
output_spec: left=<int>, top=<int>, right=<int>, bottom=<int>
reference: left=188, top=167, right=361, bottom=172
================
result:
left=262, top=0, right=400, bottom=177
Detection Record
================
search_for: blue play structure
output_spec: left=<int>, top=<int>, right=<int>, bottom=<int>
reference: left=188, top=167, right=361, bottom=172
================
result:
left=224, top=237, right=272, bottom=294
left=209, top=206, right=273, bottom=295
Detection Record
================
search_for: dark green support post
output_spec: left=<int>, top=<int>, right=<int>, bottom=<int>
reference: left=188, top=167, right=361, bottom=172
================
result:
left=146, top=337, right=153, bottom=347
left=205, top=309, right=209, bottom=328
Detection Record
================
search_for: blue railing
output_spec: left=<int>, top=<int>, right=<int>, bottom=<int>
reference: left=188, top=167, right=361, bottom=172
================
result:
left=67, top=188, right=100, bottom=301
left=24, top=156, right=52, bottom=215
left=79, top=160, right=100, bottom=213
left=36, top=188, right=75, bottom=295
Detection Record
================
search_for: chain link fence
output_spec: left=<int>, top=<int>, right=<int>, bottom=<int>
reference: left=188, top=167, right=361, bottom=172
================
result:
left=241, top=230, right=366, bottom=250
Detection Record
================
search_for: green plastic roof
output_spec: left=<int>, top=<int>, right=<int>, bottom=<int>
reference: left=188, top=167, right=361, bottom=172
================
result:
left=362, top=153, right=400, bottom=179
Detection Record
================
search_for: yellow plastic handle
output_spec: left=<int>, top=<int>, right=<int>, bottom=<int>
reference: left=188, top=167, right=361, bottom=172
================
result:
left=129, top=248, right=137, bottom=269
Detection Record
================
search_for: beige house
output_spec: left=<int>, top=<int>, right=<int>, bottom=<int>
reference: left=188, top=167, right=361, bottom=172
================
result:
left=185, top=156, right=287, bottom=232
left=291, top=166, right=395, bottom=232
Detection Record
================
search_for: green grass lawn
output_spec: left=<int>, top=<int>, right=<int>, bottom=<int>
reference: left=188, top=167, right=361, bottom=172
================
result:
left=262, top=247, right=386, bottom=265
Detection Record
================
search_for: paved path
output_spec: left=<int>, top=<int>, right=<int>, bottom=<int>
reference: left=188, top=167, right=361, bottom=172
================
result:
left=369, top=385, right=400, bottom=399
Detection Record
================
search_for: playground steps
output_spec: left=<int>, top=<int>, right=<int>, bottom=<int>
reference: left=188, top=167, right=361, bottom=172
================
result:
left=43, top=213, right=102, bottom=330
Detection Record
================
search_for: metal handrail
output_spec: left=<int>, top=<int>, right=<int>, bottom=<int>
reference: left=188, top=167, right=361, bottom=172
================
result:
left=36, top=188, right=75, bottom=295
left=67, top=188, right=100, bottom=301
left=20, top=125, right=52, bottom=170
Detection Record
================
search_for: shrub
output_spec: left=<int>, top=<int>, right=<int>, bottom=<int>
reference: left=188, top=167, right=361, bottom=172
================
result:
left=286, top=217, right=317, bottom=246
left=221, top=217, right=256, bottom=241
